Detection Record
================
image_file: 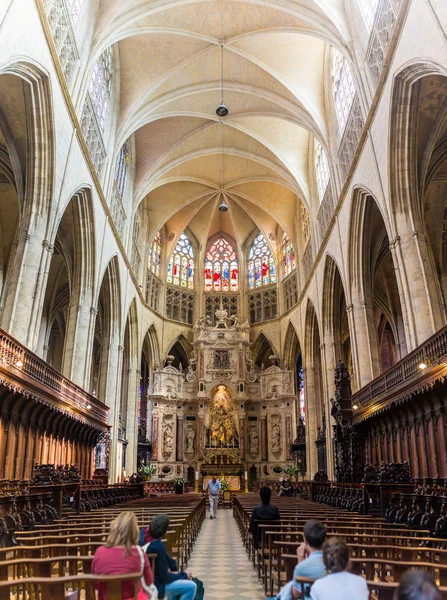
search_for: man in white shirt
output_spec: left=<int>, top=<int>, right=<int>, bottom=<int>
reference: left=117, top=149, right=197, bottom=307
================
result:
left=206, top=475, right=221, bottom=519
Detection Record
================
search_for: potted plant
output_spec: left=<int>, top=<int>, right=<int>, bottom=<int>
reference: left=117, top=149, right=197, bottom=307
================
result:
left=138, top=463, right=157, bottom=482
left=174, top=477, right=185, bottom=494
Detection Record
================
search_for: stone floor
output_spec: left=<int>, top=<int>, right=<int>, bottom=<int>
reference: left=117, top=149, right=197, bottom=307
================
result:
left=187, top=507, right=267, bottom=599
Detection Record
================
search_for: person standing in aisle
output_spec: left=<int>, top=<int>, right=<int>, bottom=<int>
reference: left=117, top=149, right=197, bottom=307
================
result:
left=206, top=475, right=221, bottom=519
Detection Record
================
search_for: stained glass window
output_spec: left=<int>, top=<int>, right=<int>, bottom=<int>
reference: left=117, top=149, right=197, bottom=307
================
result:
left=357, top=0, right=380, bottom=30
left=67, top=0, right=85, bottom=24
left=89, top=47, right=113, bottom=133
left=167, top=232, right=194, bottom=289
left=148, top=231, right=162, bottom=278
left=282, top=233, right=296, bottom=278
left=314, top=140, right=330, bottom=202
left=331, top=48, right=356, bottom=134
left=115, top=141, right=129, bottom=198
left=301, top=203, right=311, bottom=247
left=204, top=237, right=238, bottom=292
left=248, top=232, right=276, bottom=289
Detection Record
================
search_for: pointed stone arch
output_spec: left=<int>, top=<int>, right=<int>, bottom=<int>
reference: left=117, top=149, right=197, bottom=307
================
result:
left=0, top=59, right=55, bottom=345
left=166, top=333, right=193, bottom=369
left=388, top=60, right=447, bottom=347
left=251, top=331, right=277, bottom=368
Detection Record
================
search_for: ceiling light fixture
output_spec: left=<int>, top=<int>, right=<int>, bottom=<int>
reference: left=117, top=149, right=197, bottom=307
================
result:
left=352, top=404, right=358, bottom=410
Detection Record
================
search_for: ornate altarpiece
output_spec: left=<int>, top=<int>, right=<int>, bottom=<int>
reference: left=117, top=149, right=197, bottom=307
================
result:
left=148, top=308, right=297, bottom=482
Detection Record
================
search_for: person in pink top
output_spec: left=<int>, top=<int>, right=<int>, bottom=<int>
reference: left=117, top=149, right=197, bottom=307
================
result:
left=92, top=511, right=155, bottom=600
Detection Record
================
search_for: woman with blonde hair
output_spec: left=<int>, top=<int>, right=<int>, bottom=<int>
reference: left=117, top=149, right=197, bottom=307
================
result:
left=92, top=511, right=155, bottom=600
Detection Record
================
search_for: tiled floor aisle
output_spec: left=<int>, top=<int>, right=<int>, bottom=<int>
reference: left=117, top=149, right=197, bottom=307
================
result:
left=187, top=508, right=267, bottom=599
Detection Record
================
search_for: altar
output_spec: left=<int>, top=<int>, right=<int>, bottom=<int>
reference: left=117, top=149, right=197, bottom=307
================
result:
left=203, top=475, right=240, bottom=491
left=148, top=306, right=297, bottom=486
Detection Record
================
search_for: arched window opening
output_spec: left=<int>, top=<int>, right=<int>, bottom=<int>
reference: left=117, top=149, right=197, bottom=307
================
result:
left=314, top=141, right=330, bottom=201
left=67, top=0, right=85, bottom=24
left=89, top=47, right=113, bottom=133
left=248, top=232, right=276, bottom=289
left=204, top=237, right=238, bottom=292
left=167, top=232, right=194, bottom=289
left=357, top=0, right=380, bottom=31
left=331, top=48, right=355, bottom=134
left=282, top=233, right=296, bottom=278
left=114, top=141, right=129, bottom=198
left=301, top=203, right=311, bottom=247
left=148, top=231, right=162, bottom=278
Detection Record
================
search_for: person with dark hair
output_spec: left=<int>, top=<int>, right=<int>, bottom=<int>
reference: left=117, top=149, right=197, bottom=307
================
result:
left=397, top=570, right=442, bottom=600
left=249, top=485, right=280, bottom=549
left=146, top=514, right=197, bottom=600
left=269, top=520, right=326, bottom=600
left=309, top=538, right=368, bottom=600
left=291, top=520, right=327, bottom=598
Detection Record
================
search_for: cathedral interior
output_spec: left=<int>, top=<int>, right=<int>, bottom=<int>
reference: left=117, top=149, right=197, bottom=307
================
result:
left=0, top=0, right=446, bottom=494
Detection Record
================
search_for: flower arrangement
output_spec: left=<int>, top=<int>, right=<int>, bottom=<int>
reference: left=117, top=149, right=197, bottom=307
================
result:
left=220, top=477, right=231, bottom=492
left=138, top=463, right=157, bottom=482
left=282, top=465, right=299, bottom=478
left=173, top=477, right=185, bottom=487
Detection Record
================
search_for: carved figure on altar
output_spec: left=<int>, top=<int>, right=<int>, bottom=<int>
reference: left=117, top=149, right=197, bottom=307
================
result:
left=271, top=421, right=281, bottom=455
left=194, top=315, right=212, bottom=331
left=248, top=425, right=259, bottom=456
left=163, top=422, right=174, bottom=454
left=185, top=425, right=196, bottom=453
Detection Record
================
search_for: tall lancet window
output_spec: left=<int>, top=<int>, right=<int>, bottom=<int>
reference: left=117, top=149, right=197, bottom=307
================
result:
left=167, top=232, right=194, bottom=289
left=357, top=0, right=380, bottom=30
left=67, top=0, right=85, bottom=24
left=114, top=141, right=129, bottom=198
left=148, top=231, right=162, bottom=278
left=314, top=141, right=330, bottom=202
left=331, top=48, right=356, bottom=134
left=89, top=47, right=114, bottom=133
left=204, top=237, right=238, bottom=292
left=282, top=233, right=296, bottom=278
left=248, top=232, right=276, bottom=289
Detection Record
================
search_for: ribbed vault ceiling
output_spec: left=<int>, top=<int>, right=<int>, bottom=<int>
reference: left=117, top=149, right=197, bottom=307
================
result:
left=95, top=0, right=352, bottom=254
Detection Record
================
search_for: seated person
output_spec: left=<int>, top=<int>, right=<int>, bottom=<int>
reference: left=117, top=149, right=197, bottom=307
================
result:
left=146, top=514, right=197, bottom=600
left=279, top=475, right=293, bottom=496
left=310, top=538, right=368, bottom=600
left=270, top=519, right=326, bottom=600
left=397, top=570, right=442, bottom=600
left=249, top=486, right=280, bottom=549
left=92, top=511, right=154, bottom=600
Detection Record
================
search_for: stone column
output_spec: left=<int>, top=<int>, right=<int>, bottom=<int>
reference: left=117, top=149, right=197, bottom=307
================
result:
left=103, top=340, right=123, bottom=482
left=238, top=409, right=245, bottom=458
left=62, top=303, right=97, bottom=388
left=320, top=341, right=335, bottom=479
left=125, top=366, right=140, bottom=474
left=390, top=230, right=445, bottom=350
left=285, top=412, right=293, bottom=460
left=198, top=407, right=205, bottom=460
left=303, top=364, right=318, bottom=479
left=260, top=412, right=268, bottom=461
left=1, top=230, right=51, bottom=349
left=351, top=299, right=381, bottom=387
left=176, top=410, right=184, bottom=462
left=152, top=410, right=159, bottom=461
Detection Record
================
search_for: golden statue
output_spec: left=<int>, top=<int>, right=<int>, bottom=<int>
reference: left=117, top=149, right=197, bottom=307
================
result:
left=209, top=386, right=238, bottom=446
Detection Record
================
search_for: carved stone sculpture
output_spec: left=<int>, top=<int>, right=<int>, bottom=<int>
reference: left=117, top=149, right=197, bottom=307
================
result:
left=248, top=425, right=259, bottom=456
left=185, top=425, right=196, bottom=455
left=271, top=420, right=282, bottom=456
left=162, top=421, right=174, bottom=457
